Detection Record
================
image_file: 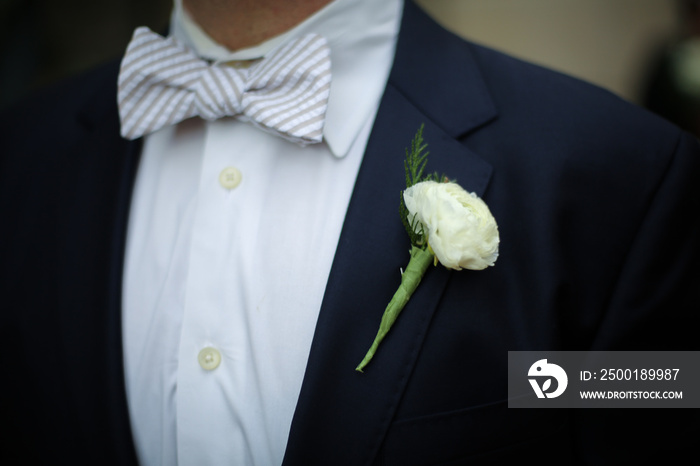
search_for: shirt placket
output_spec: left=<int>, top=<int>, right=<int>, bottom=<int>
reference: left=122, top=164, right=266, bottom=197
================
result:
left=176, top=119, right=254, bottom=465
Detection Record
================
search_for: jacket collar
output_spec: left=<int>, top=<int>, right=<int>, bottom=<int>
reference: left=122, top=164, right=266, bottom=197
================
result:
left=388, top=3, right=498, bottom=140
left=283, top=2, right=496, bottom=465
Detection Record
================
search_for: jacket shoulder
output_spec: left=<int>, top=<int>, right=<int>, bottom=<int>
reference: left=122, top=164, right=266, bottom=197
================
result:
left=465, top=40, right=683, bottom=144
left=1, top=59, right=121, bottom=148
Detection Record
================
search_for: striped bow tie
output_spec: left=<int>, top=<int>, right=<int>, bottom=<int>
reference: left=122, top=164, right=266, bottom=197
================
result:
left=117, top=27, right=331, bottom=144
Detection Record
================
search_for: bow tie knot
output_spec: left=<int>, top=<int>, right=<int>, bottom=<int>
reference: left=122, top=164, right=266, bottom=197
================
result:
left=118, top=27, right=331, bottom=144
left=193, top=65, right=247, bottom=119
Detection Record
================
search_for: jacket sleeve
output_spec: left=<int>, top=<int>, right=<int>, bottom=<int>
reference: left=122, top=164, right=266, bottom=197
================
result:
left=574, top=129, right=700, bottom=465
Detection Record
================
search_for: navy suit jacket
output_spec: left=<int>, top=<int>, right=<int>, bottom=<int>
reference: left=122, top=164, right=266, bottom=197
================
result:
left=2, top=2, right=699, bottom=465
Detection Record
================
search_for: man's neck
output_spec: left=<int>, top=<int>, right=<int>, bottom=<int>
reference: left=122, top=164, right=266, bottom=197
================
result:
left=182, top=0, right=334, bottom=51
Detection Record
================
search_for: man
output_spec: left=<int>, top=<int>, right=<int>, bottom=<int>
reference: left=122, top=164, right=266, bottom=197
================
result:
left=1, top=0, right=698, bottom=465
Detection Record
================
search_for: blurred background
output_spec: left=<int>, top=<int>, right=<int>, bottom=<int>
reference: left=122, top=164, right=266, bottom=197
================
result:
left=1, top=0, right=699, bottom=136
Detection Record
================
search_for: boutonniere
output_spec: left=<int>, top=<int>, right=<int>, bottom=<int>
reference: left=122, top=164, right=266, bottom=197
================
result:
left=355, top=125, right=500, bottom=372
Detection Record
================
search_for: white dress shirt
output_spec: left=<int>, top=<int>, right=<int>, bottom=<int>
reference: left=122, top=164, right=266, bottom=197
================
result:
left=121, top=1, right=402, bottom=465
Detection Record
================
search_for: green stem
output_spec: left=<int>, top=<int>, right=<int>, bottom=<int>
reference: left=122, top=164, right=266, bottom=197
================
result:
left=355, top=246, right=434, bottom=372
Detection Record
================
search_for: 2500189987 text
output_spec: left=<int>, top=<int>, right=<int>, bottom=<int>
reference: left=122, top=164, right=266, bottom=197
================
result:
left=579, top=369, right=680, bottom=381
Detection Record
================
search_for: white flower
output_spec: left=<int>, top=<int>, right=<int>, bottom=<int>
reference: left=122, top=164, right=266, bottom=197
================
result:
left=403, top=181, right=499, bottom=270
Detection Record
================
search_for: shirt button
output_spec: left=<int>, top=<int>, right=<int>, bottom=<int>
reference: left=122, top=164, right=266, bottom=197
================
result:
left=198, top=347, right=222, bottom=370
left=219, top=167, right=242, bottom=190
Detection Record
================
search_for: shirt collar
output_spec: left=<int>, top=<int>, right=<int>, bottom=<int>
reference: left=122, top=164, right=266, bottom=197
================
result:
left=170, top=0, right=402, bottom=157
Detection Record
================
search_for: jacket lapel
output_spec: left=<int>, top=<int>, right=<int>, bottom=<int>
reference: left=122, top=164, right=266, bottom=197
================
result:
left=103, top=135, right=142, bottom=466
left=283, top=2, right=497, bottom=465
left=71, top=66, right=142, bottom=464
